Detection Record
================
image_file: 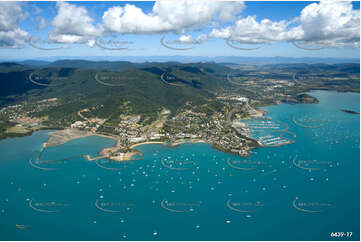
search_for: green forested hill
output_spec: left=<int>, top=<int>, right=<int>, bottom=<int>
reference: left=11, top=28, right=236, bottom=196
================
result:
left=0, top=61, right=234, bottom=126
left=0, top=61, right=358, bottom=128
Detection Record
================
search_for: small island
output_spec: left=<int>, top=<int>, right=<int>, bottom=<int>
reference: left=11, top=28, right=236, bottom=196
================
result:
left=341, top=109, right=359, bottom=114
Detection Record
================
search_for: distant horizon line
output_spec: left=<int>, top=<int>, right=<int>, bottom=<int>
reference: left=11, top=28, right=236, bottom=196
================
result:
left=3, top=55, right=360, bottom=59
left=2, top=55, right=360, bottom=62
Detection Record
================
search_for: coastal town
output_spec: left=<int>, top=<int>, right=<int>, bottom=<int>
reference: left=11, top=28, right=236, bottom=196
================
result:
left=0, top=0, right=359, bottom=240
left=0, top=61, right=358, bottom=162
left=0, top=94, right=268, bottom=161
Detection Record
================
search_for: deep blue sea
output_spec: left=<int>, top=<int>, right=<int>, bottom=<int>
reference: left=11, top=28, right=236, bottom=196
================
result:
left=0, top=90, right=359, bottom=241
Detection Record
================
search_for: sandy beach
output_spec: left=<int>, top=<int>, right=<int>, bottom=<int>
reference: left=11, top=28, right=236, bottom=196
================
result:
left=43, top=129, right=119, bottom=148
left=44, top=129, right=208, bottom=162
left=171, top=139, right=208, bottom=147
left=129, top=141, right=168, bottom=149
left=43, top=128, right=92, bottom=147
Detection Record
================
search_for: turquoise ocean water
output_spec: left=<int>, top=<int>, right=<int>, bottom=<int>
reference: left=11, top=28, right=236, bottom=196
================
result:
left=0, top=90, right=359, bottom=241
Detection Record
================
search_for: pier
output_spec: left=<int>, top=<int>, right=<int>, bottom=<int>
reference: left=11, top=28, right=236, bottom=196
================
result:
left=30, top=147, right=85, bottom=170
left=245, top=119, right=296, bottom=147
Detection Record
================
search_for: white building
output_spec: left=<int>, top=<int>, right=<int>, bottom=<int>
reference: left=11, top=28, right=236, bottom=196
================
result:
left=71, top=121, right=84, bottom=128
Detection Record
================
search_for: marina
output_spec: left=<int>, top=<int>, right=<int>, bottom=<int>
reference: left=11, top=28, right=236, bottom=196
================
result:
left=0, top=91, right=359, bottom=241
left=240, top=119, right=296, bottom=147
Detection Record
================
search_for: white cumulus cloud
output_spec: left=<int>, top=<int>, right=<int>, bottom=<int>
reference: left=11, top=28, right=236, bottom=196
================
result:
left=49, top=2, right=102, bottom=44
left=102, top=0, right=245, bottom=34
left=210, top=16, right=299, bottom=44
left=296, top=1, right=360, bottom=47
left=177, top=34, right=209, bottom=44
left=0, top=2, right=29, bottom=48
left=209, top=1, right=359, bottom=48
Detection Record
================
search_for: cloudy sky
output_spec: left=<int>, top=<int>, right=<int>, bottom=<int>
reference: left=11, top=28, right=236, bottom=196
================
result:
left=0, top=1, right=359, bottom=59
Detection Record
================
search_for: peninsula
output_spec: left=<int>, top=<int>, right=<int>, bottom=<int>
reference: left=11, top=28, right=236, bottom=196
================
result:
left=0, top=61, right=358, bottom=161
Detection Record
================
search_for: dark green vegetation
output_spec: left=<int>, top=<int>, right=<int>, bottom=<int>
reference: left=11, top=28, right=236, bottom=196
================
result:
left=295, top=93, right=319, bottom=104
left=0, top=60, right=359, bottom=135
left=0, top=121, right=21, bottom=139
left=0, top=61, right=231, bottom=127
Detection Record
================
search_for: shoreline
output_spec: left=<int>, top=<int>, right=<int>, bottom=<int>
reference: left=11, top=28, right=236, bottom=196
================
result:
left=43, top=128, right=118, bottom=148
left=129, top=139, right=209, bottom=149
left=43, top=129, right=90, bottom=148
left=129, top=141, right=168, bottom=149
left=39, top=129, right=259, bottom=163
left=83, top=151, right=139, bottom=162
left=170, top=139, right=208, bottom=147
